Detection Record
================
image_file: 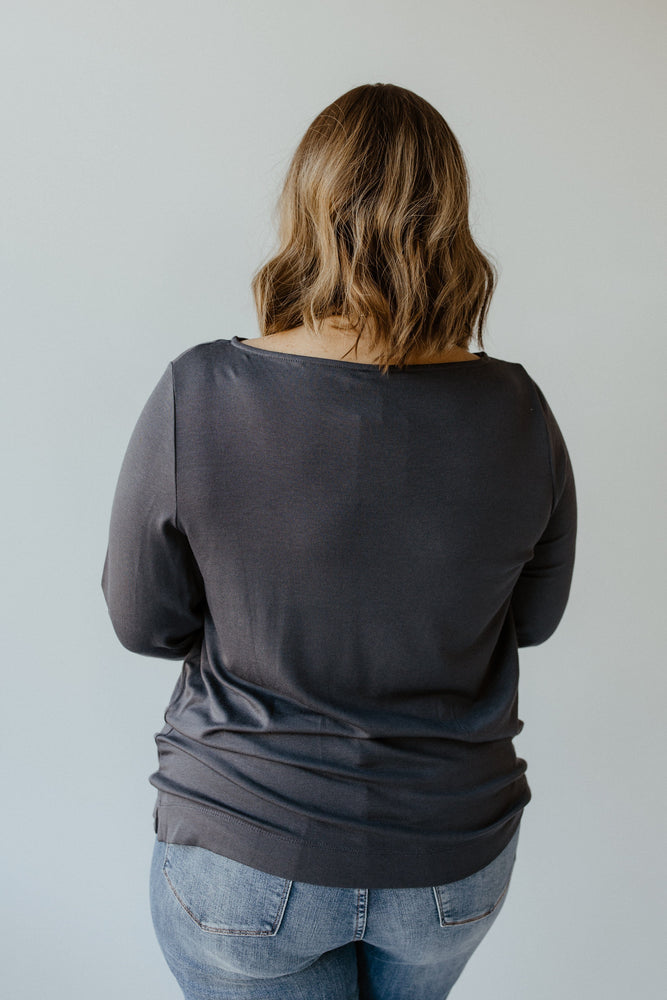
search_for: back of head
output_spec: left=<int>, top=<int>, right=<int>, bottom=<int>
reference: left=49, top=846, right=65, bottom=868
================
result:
left=251, top=82, right=497, bottom=374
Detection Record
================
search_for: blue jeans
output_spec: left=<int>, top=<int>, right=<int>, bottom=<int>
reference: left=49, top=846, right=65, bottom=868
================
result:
left=149, top=824, right=520, bottom=999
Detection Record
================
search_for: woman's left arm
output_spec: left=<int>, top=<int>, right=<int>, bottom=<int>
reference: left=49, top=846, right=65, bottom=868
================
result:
left=101, top=362, right=206, bottom=658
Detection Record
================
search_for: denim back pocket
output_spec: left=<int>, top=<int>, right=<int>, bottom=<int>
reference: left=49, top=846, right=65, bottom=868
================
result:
left=432, top=828, right=519, bottom=927
left=162, top=842, right=293, bottom=935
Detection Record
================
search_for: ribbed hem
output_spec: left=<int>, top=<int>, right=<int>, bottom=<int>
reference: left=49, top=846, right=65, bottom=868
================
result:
left=153, top=791, right=526, bottom=889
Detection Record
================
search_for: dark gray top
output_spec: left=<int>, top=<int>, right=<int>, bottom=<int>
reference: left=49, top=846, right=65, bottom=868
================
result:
left=101, top=336, right=577, bottom=888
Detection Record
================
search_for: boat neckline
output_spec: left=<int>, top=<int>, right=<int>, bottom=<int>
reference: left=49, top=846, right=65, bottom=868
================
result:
left=229, top=336, right=491, bottom=372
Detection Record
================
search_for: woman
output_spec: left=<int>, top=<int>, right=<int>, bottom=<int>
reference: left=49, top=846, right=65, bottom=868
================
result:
left=101, top=83, right=577, bottom=1000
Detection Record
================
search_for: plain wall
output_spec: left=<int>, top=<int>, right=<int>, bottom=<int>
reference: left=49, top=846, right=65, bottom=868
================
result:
left=1, top=1, right=665, bottom=997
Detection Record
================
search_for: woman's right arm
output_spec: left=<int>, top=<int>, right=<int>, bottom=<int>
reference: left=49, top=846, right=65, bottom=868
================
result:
left=510, top=380, right=578, bottom=647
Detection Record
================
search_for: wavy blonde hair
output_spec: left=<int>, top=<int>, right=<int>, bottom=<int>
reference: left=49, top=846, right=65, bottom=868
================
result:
left=250, top=83, right=498, bottom=375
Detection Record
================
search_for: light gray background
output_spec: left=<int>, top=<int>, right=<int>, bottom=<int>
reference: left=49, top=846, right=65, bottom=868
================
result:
left=2, top=1, right=665, bottom=997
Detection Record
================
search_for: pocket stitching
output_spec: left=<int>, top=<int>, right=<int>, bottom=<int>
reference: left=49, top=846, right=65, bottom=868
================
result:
left=432, top=872, right=512, bottom=927
left=162, top=843, right=293, bottom=936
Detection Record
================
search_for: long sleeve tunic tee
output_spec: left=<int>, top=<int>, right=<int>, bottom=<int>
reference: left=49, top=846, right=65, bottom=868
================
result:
left=101, top=336, right=577, bottom=889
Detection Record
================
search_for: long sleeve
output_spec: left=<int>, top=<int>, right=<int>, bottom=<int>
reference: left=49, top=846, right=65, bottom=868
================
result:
left=101, top=362, right=206, bottom=658
left=510, top=378, right=578, bottom=647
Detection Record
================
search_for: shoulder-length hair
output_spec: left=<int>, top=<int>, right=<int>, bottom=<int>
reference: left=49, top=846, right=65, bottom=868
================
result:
left=250, top=83, right=498, bottom=375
